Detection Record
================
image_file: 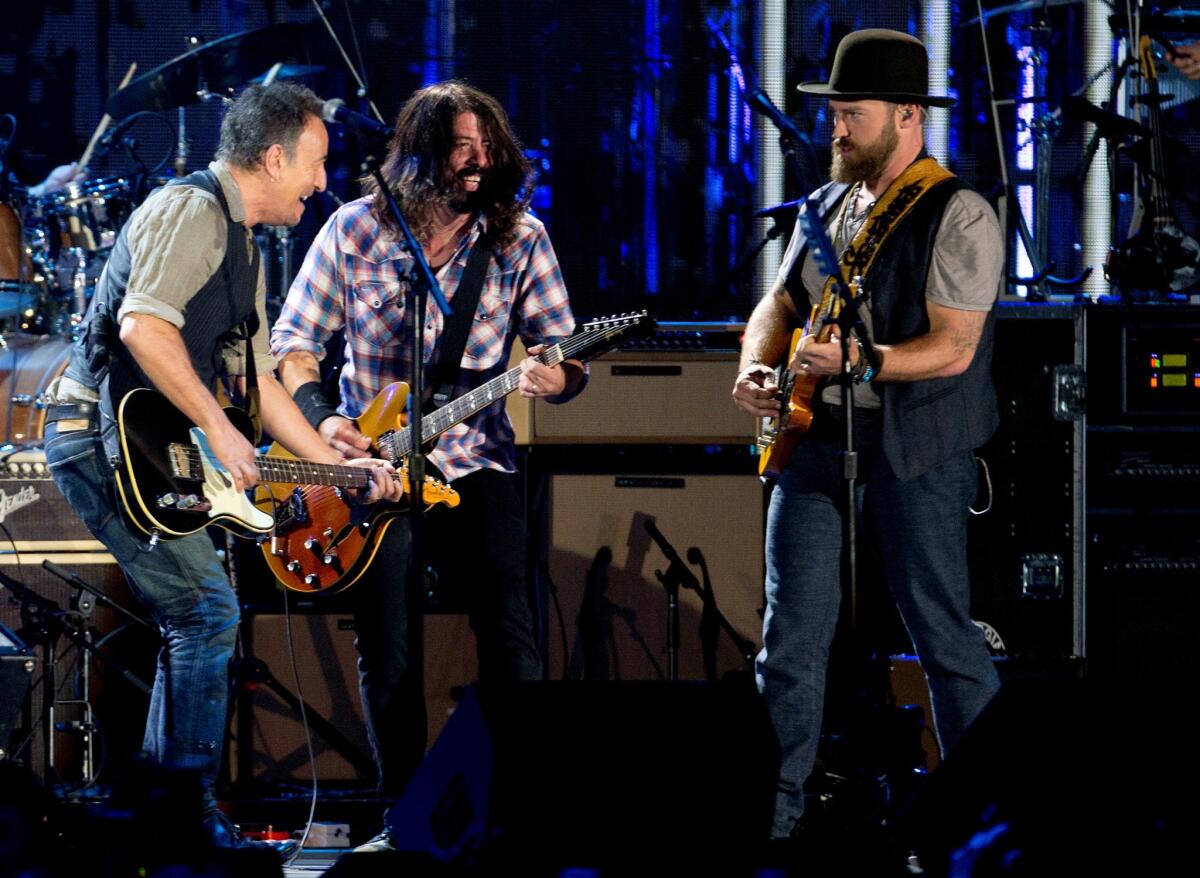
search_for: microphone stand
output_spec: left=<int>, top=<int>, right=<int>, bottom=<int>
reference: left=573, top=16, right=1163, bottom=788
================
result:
left=729, top=214, right=789, bottom=293
left=828, top=275, right=880, bottom=637
left=348, top=131, right=452, bottom=656
left=41, top=559, right=154, bottom=631
left=0, top=569, right=151, bottom=786
left=643, top=520, right=756, bottom=682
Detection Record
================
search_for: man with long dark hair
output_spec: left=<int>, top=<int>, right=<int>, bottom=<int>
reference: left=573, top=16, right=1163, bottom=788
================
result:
left=272, top=80, right=585, bottom=850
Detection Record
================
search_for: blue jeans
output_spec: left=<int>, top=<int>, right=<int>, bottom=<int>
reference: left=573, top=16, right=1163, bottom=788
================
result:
left=45, top=423, right=238, bottom=808
left=757, top=419, right=1001, bottom=837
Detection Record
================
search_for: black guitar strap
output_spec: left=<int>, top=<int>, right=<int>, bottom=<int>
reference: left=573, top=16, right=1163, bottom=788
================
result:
left=429, top=230, right=494, bottom=411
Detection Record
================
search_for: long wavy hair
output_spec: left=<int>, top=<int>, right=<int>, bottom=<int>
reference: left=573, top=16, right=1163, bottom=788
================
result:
left=363, top=81, right=533, bottom=246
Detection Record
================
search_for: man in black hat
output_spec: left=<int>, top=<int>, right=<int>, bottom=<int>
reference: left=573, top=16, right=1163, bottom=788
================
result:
left=731, top=28, right=1003, bottom=839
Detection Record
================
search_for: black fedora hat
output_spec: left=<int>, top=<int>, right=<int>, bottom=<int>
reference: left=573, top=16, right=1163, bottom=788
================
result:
left=798, top=29, right=956, bottom=108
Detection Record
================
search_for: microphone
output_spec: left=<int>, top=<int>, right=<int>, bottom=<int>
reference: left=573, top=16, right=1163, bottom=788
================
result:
left=96, top=114, right=140, bottom=155
left=1062, top=96, right=1149, bottom=140
left=321, top=99, right=394, bottom=142
left=754, top=198, right=803, bottom=219
left=745, top=87, right=810, bottom=146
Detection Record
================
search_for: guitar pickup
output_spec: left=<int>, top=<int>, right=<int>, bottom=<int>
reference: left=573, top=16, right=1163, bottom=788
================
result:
left=272, top=487, right=310, bottom=534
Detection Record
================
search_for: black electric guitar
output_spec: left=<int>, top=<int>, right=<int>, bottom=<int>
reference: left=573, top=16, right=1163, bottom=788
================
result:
left=1106, top=35, right=1200, bottom=292
left=259, top=311, right=657, bottom=593
left=113, top=387, right=458, bottom=540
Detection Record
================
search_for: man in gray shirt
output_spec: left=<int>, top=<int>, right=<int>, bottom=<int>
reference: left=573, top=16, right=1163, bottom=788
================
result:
left=44, top=82, right=400, bottom=859
left=731, top=30, right=1003, bottom=842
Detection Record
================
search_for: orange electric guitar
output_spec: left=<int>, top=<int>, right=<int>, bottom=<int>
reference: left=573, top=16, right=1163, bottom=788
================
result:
left=756, top=195, right=857, bottom=478
left=259, top=312, right=655, bottom=594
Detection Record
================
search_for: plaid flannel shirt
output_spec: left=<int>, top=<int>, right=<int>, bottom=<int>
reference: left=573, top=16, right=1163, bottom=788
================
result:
left=271, top=197, right=576, bottom=481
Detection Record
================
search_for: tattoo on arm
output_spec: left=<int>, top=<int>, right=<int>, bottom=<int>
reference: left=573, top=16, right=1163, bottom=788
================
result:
left=948, top=310, right=987, bottom=358
left=950, top=326, right=978, bottom=357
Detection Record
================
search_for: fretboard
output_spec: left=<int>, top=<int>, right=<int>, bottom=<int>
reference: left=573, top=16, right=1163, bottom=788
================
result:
left=169, top=445, right=374, bottom=488
left=391, top=344, right=565, bottom=458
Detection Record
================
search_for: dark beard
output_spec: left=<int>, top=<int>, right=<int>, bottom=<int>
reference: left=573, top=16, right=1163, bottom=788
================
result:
left=830, top=118, right=899, bottom=184
left=444, top=167, right=488, bottom=214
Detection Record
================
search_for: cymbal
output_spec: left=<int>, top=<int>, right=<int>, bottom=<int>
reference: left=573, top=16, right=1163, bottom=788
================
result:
left=1110, top=11, right=1200, bottom=37
left=106, top=22, right=313, bottom=118
left=962, top=0, right=1085, bottom=29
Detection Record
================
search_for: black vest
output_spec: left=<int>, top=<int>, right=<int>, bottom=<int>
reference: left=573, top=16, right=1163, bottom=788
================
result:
left=67, top=169, right=260, bottom=444
left=788, top=176, right=998, bottom=481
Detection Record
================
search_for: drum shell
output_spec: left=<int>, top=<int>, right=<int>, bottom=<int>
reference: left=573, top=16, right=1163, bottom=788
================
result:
left=0, top=334, right=74, bottom=445
left=39, top=178, right=131, bottom=253
left=0, top=203, right=24, bottom=281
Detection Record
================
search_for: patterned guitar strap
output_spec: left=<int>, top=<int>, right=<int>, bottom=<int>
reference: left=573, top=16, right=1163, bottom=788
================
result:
left=816, top=156, right=956, bottom=320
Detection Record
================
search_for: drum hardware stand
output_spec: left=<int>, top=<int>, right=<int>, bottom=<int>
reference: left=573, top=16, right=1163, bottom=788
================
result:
left=642, top=518, right=755, bottom=682
left=972, top=0, right=1091, bottom=298
left=0, top=569, right=150, bottom=789
left=261, top=224, right=296, bottom=310
left=223, top=533, right=374, bottom=791
left=229, top=609, right=377, bottom=790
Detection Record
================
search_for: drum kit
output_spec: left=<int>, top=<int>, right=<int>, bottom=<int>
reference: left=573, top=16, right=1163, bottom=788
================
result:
left=0, top=23, right=321, bottom=449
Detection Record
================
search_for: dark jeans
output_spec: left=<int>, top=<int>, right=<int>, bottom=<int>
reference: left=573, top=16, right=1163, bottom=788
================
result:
left=350, top=466, right=542, bottom=798
left=44, top=423, right=238, bottom=808
left=756, top=416, right=1001, bottom=837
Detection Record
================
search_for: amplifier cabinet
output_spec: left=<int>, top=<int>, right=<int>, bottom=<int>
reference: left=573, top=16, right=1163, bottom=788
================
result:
left=1086, top=515, right=1200, bottom=679
left=0, top=452, right=117, bottom=633
left=511, top=350, right=756, bottom=444
left=543, top=472, right=764, bottom=682
left=230, top=611, right=478, bottom=786
left=1084, top=304, right=1200, bottom=677
left=0, top=452, right=154, bottom=781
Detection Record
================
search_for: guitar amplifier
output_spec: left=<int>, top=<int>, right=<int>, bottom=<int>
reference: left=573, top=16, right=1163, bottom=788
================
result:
left=508, top=323, right=757, bottom=445
left=1, top=624, right=36, bottom=760
left=0, top=451, right=120, bottom=633
left=543, top=472, right=765, bottom=682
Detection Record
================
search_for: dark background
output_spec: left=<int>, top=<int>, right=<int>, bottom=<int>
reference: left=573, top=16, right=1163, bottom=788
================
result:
left=3, top=0, right=1199, bottom=315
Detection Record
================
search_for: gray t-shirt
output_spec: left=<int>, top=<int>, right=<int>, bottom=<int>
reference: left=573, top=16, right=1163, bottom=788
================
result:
left=54, top=162, right=275, bottom=404
left=776, top=185, right=1003, bottom=408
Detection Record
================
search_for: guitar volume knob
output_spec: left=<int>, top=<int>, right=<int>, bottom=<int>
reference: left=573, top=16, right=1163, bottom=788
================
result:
left=286, top=561, right=301, bottom=573
left=304, top=536, right=319, bottom=551
left=303, top=574, right=319, bottom=586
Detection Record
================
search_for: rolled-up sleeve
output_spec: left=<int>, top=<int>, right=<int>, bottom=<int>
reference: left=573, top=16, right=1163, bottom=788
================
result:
left=926, top=190, right=1004, bottom=312
left=117, top=187, right=227, bottom=326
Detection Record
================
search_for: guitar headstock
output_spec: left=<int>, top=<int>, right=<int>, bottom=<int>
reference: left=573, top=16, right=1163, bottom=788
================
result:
left=797, top=196, right=843, bottom=283
left=568, top=311, right=657, bottom=361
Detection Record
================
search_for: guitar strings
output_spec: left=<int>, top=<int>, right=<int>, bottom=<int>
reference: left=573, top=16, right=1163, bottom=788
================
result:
left=392, top=320, right=642, bottom=456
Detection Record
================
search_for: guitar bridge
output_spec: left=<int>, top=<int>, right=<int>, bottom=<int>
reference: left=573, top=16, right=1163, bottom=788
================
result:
left=166, top=443, right=197, bottom=480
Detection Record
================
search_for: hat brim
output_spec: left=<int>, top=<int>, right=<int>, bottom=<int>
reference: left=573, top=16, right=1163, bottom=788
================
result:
left=797, top=81, right=956, bottom=108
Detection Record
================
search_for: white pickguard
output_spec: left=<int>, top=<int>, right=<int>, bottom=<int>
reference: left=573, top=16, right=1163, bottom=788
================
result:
left=189, top=427, right=274, bottom=532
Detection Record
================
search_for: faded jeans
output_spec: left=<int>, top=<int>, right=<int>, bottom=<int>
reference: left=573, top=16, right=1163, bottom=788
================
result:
left=45, top=423, right=238, bottom=807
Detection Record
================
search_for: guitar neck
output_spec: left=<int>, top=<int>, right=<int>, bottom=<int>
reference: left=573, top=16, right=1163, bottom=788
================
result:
left=391, top=344, right=566, bottom=458
left=254, top=457, right=373, bottom=489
